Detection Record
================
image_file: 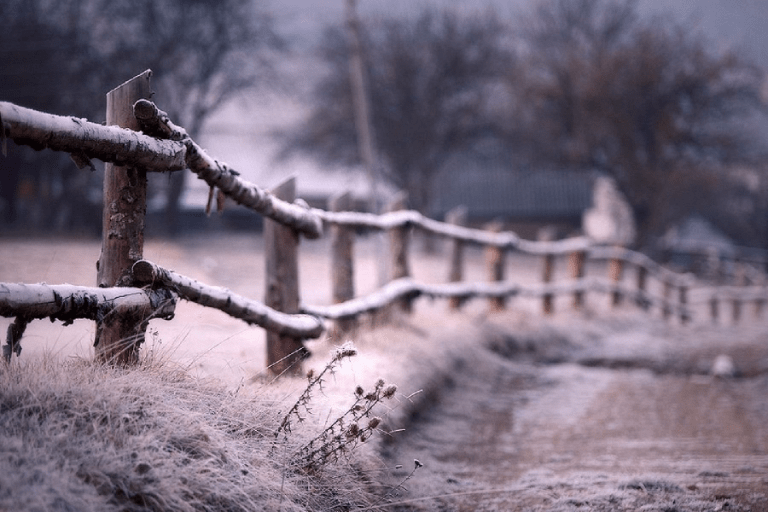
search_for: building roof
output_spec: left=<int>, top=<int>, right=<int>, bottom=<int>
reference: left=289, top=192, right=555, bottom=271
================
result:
left=430, top=157, right=594, bottom=221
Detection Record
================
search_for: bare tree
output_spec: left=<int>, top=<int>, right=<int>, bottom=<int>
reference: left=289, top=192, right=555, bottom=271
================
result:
left=511, top=0, right=768, bottom=246
left=0, top=0, right=283, bottom=234
left=276, top=8, right=513, bottom=214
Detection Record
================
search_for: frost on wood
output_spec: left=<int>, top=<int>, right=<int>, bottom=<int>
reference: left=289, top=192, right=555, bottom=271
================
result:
left=133, top=99, right=323, bottom=240
left=0, top=101, right=186, bottom=171
left=315, top=209, right=592, bottom=255
left=0, top=98, right=323, bottom=239
left=0, top=283, right=176, bottom=359
left=131, top=260, right=324, bottom=340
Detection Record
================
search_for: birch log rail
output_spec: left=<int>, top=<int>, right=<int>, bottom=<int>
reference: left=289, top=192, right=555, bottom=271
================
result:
left=131, top=260, right=324, bottom=339
left=0, top=283, right=176, bottom=362
left=0, top=99, right=322, bottom=239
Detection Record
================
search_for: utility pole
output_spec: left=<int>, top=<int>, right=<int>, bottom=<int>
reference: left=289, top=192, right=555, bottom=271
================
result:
left=346, top=0, right=388, bottom=285
left=345, top=0, right=379, bottom=215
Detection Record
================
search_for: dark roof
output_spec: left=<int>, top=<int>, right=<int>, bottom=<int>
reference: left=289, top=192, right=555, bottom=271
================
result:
left=430, top=158, right=594, bottom=221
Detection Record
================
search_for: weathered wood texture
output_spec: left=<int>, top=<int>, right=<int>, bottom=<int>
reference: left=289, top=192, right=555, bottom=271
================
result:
left=328, top=192, right=357, bottom=338
left=485, top=221, right=506, bottom=312
left=0, top=101, right=186, bottom=171
left=264, top=177, right=306, bottom=376
left=316, top=208, right=591, bottom=255
left=542, top=253, right=555, bottom=315
left=386, top=193, right=412, bottom=313
left=131, top=260, right=323, bottom=339
left=133, top=99, right=323, bottom=239
left=569, top=250, right=586, bottom=309
left=0, top=283, right=176, bottom=322
left=96, top=71, right=152, bottom=365
left=636, top=266, right=650, bottom=310
left=1, top=282, right=176, bottom=361
left=446, top=206, right=468, bottom=310
left=609, top=250, right=624, bottom=307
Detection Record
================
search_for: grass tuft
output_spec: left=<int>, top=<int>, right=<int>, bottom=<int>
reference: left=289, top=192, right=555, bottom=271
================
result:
left=0, top=352, right=387, bottom=511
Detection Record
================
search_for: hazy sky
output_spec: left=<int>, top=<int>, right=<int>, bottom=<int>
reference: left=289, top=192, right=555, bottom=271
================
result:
left=272, top=0, right=768, bottom=64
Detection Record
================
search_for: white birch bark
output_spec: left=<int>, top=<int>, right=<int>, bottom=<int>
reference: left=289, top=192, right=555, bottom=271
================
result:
left=132, top=100, right=323, bottom=239
left=0, top=101, right=186, bottom=171
left=0, top=283, right=176, bottom=322
left=131, top=260, right=324, bottom=339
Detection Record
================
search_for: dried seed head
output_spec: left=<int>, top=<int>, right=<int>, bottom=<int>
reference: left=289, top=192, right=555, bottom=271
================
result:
left=375, top=379, right=385, bottom=389
left=414, top=459, right=424, bottom=469
left=306, top=369, right=315, bottom=381
left=334, top=342, right=358, bottom=361
left=368, top=417, right=382, bottom=429
left=347, top=423, right=361, bottom=439
left=383, top=385, right=398, bottom=399
left=355, top=385, right=365, bottom=397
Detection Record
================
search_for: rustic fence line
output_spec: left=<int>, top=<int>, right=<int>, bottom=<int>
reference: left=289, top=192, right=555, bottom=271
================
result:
left=1, top=71, right=766, bottom=374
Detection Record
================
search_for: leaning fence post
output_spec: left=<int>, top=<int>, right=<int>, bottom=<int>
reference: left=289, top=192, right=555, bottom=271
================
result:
left=542, top=252, right=555, bottom=315
left=329, top=191, right=356, bottom=338
left=387, top=192, right=412, bottom=312
left=568, top=250, right=586, bottom=310
left=485, top=220, right=506, bottom=312
left=95, top=70, right=152, bottom=366
left=264, top=176, right=305, bottom=376
left=446, top=206, right=468, bottom=310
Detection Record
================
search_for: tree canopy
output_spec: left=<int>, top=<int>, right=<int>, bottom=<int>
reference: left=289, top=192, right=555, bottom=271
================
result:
left=279, top=0, right=768, bottom=247
left=0, top=0, right=283, bottom=234
left=276, top=8, right=513, bottom=214
left=510, top=0, right=768, bottom=245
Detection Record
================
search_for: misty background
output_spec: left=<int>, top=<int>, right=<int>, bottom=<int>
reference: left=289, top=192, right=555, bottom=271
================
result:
left=1, top=0, right=767, bottom=259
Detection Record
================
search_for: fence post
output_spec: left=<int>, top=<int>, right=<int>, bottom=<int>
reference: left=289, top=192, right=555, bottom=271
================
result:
left=662, top=281, right=673, bottom=320
left=264, top=177, right=305, bottom=376
left=609, top=248, right=624, bottom=308
left=678, top=285, right=689, bottom=324
left=636, top=265, right=649, bottom=310
left=710, top=295, right=719, bottom=323
left=95, top=70, right=152, bottom=366
left=446, top=206, right=468, bottom=310
left=485, top=220, right=506, bottom=312
left=329, top=191, right=356, bottom=338
left=568, top=250, right=586, bottom=310
left=387, top=192, right=412, bottom=312
left=542, top=253, right=555, bottom=315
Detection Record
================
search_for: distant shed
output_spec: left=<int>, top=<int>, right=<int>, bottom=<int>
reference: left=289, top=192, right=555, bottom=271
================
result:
left=430, top=158, right=595, bottom=239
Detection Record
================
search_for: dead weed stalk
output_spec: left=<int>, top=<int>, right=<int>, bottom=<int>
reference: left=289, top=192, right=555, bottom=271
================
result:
left=274, top=342, right=398, bottom=473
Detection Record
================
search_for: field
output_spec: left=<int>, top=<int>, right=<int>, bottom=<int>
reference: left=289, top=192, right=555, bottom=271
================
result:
left=1, top=234, right=768, bottom=510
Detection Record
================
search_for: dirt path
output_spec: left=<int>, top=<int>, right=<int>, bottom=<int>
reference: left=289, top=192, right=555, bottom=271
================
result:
left=381, top=315, right=768, bottom=511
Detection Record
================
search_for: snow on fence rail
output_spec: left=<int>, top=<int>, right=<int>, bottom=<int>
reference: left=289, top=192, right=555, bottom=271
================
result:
left=1, top=70, right=766, bottom=374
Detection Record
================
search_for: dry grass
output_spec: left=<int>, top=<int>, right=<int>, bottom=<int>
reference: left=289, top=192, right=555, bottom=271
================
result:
left=0, top=350, right=395, bottom=512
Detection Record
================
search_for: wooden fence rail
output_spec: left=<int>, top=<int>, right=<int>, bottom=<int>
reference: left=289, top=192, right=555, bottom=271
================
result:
left=1, top=70, right=766, bottom=375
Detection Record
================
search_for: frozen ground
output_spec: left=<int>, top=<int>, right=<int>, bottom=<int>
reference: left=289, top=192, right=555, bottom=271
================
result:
left=2, top=234, right=767, bottom=510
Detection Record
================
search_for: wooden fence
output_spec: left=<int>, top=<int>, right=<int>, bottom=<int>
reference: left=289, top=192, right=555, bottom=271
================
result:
left=2, top=71, right=767, bottom=375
